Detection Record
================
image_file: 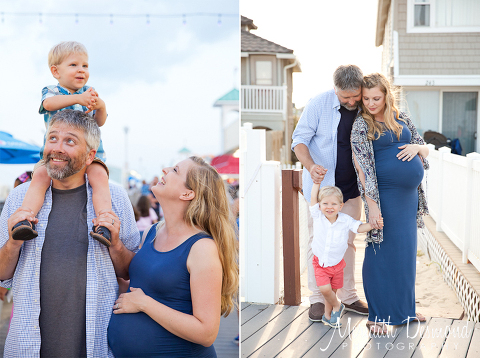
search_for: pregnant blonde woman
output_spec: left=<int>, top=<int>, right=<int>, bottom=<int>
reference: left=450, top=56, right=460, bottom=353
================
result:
left=351, top=73, right=429, bottom=335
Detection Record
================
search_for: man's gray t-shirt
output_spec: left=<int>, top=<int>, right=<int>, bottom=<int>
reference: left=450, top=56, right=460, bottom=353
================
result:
left=39, top=184, right=88, bottom=357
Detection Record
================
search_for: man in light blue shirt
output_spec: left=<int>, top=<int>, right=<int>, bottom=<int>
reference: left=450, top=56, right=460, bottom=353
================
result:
left=0, top=110, right=140, bottom=357
left=292, top=65, right=368, bottom=322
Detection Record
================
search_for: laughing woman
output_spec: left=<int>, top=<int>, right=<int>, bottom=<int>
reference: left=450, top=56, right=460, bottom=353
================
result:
left=107, top=156, right=238, bottom=357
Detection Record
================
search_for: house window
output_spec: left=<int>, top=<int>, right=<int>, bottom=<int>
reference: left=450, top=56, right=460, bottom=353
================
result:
left=405, top=90, right=478, bottom=154
left=404, top=90, right=440, bottom=136
left=442, top=92, right=478, bottom=155
left=414, top=0, right=430, bottom=27
left=435, top=0, right=480, bottom=27
left=408, top=0, right=480, bottom=32
left=255, top=61, right=273, bottom=85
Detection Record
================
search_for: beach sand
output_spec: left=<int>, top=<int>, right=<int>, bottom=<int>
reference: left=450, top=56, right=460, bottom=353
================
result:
left=300, top=231, right=464, bottom=319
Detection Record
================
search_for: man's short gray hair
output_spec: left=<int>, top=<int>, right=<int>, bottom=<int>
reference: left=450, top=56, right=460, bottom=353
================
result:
left=333, top=65, right=363, bottom=92
left=48, top=110, right=101, bottom=152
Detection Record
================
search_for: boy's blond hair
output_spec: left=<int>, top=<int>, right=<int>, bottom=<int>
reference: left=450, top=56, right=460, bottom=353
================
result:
left=317, top=185, right=343, bottom=203
left=48, top=41, right=88, bottom=67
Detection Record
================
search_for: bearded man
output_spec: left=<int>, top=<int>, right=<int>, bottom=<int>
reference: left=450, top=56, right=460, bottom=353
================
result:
left=0, top=109, right=140, bottom=358
left=291, top=65, right=369, bottom=322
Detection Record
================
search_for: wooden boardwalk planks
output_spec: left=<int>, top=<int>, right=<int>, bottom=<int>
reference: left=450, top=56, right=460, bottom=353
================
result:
left=383, top=319, right=429, bottom=358
left=466, top=322, right=480, bottom=358
left=241, top=303, right=479, bottom=358
left=246, top=306, right=309, bottom=358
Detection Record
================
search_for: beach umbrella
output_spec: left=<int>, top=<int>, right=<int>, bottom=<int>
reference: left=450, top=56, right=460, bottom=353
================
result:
left=0, top=131, right=41, bottom=164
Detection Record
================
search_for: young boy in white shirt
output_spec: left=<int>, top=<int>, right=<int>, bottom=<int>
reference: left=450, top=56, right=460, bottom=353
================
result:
left=310, top=183, right=383, bottom=328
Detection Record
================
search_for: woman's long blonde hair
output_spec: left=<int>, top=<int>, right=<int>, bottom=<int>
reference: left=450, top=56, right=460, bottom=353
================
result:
left=184, top=156, right=238, bottom=317
left=360, top=73, right=406, bottom=141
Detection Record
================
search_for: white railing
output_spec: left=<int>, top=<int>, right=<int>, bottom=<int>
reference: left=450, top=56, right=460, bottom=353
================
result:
left=425, top=144, right=480, bottom=271
left=241, top=85, right=286, bottom=114
left=240, top=123, right=282, bottom=304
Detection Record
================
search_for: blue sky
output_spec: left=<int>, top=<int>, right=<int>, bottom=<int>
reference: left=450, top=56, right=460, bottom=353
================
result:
left=0, top=0, right=239, bottom=189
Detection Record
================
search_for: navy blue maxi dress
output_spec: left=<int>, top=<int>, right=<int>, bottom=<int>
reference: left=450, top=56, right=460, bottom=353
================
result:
left=362, top=121, right=424, bottom=325
left=108, top=224, right=217, bottom=357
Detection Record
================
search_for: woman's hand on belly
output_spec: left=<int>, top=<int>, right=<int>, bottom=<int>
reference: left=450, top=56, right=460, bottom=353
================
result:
left=397, top=144, right=420, bottom=162
left=113, top=287, right=148, bottom=314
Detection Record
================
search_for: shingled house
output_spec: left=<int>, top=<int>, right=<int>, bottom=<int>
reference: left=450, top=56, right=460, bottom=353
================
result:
left=376, top=0, right=480, bottom=154
left=241, top=16, right=301, bottom=163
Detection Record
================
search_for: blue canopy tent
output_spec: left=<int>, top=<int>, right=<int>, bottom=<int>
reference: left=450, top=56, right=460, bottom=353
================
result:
left=0, top=131, right=41, bottom=164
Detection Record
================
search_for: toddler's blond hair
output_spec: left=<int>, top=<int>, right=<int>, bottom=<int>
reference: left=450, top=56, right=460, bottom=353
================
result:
left=48, top=41, right=88, bottom=67
left=317, top=185, right=343, bottom=203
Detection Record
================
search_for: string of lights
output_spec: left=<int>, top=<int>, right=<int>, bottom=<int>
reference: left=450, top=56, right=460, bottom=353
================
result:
left=0, top=11, right=238, bottom=25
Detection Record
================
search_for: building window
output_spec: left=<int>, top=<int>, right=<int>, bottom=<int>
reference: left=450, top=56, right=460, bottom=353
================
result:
left=408, top=0, right=480, bottom=32
left=255, top=61, right=273, bottom=85
left=436, top=0, right=480, bottom=27
left=404, top=90, right=440, bottom=136
left=442, top=92, right=478, bottom=155
left=414, top=0, right=430, bottom=27
left=405, top=90, right=478, bottom=154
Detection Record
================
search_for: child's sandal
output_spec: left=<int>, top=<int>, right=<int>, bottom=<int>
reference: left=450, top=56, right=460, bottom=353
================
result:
left=90, top=225, right=111, bottom=247
left=12, top=220, right=38, bottom=241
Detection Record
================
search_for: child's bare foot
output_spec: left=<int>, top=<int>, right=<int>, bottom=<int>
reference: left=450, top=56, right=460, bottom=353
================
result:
left=90, top=225, right=111, bottom=247
left=12, top=220, right=38, bottom=241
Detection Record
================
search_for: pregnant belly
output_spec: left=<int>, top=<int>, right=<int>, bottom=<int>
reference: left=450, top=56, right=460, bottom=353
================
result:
left=375, top=153, right=424, bottom=189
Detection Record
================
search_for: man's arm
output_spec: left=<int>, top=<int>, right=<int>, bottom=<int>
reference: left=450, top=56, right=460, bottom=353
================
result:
left=294, top=144, right=327, bottom=185
left=109, top=240, right=135, bottom=280
left=291, top=96, right=327, bottom=184
left=294, top=144, right=316, bottom=174
left=0, top=240, right=23, bottom=281
left=0, top=207, right=37, bottom=280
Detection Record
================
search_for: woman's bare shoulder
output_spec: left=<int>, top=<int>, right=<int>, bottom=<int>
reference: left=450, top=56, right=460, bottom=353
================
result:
left=187, top=237, right=220, bottom=271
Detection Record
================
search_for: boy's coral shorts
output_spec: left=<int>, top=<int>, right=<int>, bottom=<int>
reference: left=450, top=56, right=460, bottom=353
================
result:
left=313, top=256, right=346, bottom=289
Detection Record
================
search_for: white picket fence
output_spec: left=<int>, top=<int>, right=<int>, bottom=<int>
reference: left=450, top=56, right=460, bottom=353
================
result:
left=240, top=123, right=282, bottom=304
left=425, top=144, right=480, bottom=271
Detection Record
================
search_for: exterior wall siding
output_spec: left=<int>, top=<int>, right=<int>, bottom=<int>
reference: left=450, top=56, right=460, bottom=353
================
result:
left=382, top=0, right=394, bottom=80
left=396, top=0, right=480, bottom=76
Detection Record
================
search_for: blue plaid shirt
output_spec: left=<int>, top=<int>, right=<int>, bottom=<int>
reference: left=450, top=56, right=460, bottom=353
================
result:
left=0, top=177, right=140, bottom=358
left=292, top=89, right=359, bottom=203
left=39, top=84, right=106, bottom=161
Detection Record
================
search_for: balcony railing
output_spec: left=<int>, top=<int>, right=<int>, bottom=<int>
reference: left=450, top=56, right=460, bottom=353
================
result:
left=241, top=85, right=286, bottom=114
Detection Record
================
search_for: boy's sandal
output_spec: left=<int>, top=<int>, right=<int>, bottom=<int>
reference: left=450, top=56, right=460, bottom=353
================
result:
left=12, top=220, right=38, bottom=241
left=322, top=314, right=342, bottom=329
left=415, top=313, right=426, bottom=322
left=90, top=225, right=112, bottom=247
left=366, top=322, right=388, bottom=335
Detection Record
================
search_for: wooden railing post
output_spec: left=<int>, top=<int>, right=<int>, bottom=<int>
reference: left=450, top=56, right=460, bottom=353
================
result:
left=282, top=169, right=302, bottom=306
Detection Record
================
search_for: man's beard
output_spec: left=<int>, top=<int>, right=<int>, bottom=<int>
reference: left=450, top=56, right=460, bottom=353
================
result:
left=45, top=152, right=86, bottom=180
left=341, top=102, right=359, bottom=111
